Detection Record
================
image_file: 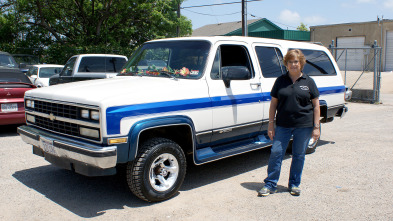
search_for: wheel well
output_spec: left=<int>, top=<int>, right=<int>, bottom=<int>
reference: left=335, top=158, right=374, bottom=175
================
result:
left=138, top=125, right=194, bottom=156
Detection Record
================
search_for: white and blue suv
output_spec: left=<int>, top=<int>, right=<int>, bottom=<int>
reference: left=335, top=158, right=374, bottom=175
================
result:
left=18, top=36, right=348, bottom=202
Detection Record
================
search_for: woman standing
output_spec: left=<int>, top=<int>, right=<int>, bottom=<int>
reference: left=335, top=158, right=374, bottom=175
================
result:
left=258, top=49, right=320, bottom=197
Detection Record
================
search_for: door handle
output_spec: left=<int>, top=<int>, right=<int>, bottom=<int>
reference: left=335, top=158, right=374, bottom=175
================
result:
left=250, top=83, right=261, bottom=87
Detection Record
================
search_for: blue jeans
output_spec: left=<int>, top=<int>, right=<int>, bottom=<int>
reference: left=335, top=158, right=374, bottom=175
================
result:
left=264, top=126, right=314, bottom=190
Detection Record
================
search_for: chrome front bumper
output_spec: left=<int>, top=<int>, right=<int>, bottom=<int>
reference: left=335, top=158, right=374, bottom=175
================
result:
left=18, top=125, right=117, bottom=170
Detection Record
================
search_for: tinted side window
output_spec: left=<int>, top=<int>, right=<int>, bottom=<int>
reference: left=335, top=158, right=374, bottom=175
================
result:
left=210, top=45, right=253, bottom=80
left=105, top=57, right=127, bottom=72
left=78, top=57, right=106, bottom=72
left=255, top=46, right=285, bottom=78
left=294, top=49, right=337, bottom=76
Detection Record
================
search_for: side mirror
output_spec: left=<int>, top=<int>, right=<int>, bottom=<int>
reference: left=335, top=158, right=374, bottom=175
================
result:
left=221, top=66, right=251, bottom=88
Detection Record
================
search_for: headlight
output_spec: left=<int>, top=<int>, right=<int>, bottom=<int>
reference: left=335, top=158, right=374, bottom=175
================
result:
left=26, top=100, right=34, bottom=108
left=91, top=110, right=100, bottom=120
left=81, top=109, right=90, bottom=119
left=81, top=109, right=99, bottom=121
left=80, top=127, right=99, bottom=138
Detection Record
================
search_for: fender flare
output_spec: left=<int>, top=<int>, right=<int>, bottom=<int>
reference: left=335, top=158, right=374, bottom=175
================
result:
left=127, top=115, right=196, bottom=162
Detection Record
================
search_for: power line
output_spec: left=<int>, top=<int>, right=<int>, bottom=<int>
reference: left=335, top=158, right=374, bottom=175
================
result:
left=183, top=8, right=241, bottom=17
left=250, top=13, right=298, bottom=29
left=181, top=0, right=264, bottom=9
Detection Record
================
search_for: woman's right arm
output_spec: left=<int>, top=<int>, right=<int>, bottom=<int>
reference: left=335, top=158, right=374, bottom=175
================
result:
left=268, top=97, right=278, bottom=140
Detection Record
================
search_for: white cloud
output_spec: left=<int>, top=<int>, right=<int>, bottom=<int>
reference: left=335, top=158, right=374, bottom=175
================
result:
left=278, top=9, right=301, bottom=26
left=384, top=0, right=393, bottom=9
left=357, top=0, right=375, bottom=3
left=304, top=16, right=327, bottom=26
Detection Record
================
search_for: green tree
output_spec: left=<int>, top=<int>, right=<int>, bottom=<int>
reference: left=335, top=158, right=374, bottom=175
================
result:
left=0, top=0, right=192, bottom=63
left=297, top=22, right=309, bottom=31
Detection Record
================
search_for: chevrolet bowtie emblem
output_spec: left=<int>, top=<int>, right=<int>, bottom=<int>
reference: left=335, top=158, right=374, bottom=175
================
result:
left=49, top=113, right=56, bottom=121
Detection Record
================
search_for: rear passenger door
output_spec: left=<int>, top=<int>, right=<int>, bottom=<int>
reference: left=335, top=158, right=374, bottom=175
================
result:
left=253, top=44, right=286, bottom=131
left=207, top=42, right=263, bottom=146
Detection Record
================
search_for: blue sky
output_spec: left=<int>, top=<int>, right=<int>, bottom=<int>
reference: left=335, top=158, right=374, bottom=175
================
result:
left=181, top=0, right=392, bottom=30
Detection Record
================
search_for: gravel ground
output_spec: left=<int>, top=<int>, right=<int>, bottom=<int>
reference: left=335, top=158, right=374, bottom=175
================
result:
left=1, top=95, right=393, bottom=221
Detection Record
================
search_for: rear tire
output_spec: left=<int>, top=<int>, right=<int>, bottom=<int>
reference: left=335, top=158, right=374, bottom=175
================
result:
left=127, top=137, right=186, bottom=202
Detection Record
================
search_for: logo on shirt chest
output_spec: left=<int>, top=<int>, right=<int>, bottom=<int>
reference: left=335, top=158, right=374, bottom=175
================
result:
left=299, top=86, right=309, bottom=91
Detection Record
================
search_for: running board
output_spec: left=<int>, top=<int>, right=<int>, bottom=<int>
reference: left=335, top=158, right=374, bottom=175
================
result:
left=194, top=135, right=272, bottom=165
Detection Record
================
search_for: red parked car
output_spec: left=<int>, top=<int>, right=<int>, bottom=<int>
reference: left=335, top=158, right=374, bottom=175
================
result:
left=0, top=67, right=36, bottom=125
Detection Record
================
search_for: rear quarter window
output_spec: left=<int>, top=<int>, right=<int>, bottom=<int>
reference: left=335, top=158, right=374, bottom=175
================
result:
left=293, top=49, right=337, bottom=76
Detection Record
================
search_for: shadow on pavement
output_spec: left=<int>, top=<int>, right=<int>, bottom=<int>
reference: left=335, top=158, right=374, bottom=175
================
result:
left=0, top=124, right=21, bottom=137
left=12, top=139, right=334, bottom=218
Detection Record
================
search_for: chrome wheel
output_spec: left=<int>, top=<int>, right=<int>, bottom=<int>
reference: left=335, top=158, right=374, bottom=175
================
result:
left=149, top=153, right=179, bottom=192
left=127, top=137, right=186, bottom=202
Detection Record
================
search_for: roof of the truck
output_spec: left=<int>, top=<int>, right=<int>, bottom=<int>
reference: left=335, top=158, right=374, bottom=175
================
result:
left=147, top=36, right=327, bottom=51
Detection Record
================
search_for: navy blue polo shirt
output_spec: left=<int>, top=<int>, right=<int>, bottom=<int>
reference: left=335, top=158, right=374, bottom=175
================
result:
left=271, top=72, right=319, bottom=128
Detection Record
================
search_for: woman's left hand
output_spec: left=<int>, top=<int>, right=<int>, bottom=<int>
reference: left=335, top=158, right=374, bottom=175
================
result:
left=312, top=127, right=320, bottom=141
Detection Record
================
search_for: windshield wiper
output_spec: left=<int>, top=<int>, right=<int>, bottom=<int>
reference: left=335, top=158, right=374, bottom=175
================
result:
left=159, top=71, right=177, bottom=80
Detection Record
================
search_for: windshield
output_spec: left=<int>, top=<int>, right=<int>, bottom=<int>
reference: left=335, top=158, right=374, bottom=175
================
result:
left=0, top=54, right=18, bottom=68
left=60, top=57, right=77, bottom=76
left=39, top=67, right=63, bottom=78
left=119, top=40, right=211, bottom=79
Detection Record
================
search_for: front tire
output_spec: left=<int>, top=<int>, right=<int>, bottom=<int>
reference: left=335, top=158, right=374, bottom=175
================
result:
left=127, top=138, right=187, bottom=202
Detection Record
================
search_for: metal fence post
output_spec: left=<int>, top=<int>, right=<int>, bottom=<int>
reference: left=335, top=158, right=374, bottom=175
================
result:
left=373, top=41, right=377, bottom=103
left=345, top=49, right=348, bottom=85
left=378, top=47, right=382, bottom=103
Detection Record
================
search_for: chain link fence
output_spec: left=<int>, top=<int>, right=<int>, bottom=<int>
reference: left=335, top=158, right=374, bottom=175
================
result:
left=329, top=41, right=382, bottom=103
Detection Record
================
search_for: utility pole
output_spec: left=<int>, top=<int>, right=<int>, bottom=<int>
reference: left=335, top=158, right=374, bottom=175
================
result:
left=242, top=0, right=247, bottom=36
left=177, top=3, right=181, bottom=37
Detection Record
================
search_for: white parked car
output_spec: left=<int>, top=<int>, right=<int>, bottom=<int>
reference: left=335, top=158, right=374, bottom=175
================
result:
left=26, top=64, right=64, bottom=87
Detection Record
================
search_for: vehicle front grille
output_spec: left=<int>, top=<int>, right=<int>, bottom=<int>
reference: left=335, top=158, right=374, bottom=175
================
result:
left=33, top=100, right=79, bottom=119
left=25, top=99, right=101, bottom=142
left=35, top=115, right=80, bottom=137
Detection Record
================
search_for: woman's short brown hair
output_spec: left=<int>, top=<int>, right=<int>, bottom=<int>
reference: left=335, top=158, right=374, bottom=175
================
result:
left=283, top=49, right=306, bottom=70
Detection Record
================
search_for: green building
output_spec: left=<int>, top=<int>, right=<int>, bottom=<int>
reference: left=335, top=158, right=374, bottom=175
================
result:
left=192, top=18, right=310, bottom=41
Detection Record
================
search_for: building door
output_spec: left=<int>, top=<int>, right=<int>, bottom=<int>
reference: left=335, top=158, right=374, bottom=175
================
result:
left=385, top=31, right=393, bottom=71
left=337, top=37, right=365, bottom=71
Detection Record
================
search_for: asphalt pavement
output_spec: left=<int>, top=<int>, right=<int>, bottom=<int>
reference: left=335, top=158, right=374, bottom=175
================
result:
left=0, top=94, right=392, bottom=221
